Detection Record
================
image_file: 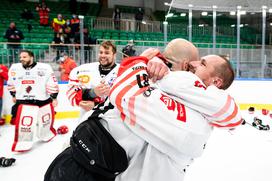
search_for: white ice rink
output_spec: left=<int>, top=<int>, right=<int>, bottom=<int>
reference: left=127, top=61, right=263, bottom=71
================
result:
left=1, top=112, right=272, bottom=181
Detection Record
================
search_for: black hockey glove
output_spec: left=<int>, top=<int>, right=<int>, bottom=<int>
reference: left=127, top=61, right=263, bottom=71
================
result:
left=0, top=157, right=16, bottom=167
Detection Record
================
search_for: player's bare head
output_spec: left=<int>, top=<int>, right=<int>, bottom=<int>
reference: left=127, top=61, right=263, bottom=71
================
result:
left=189, top=55, right=235, bottom=90
left=99, top=41, right=116, bottom=68
left=163, top=38, right=199, bottom=71
left=19, top=50, right=34, bottom=67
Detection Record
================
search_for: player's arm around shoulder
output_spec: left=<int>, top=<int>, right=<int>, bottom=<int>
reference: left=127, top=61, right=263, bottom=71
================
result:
left=156, top=71, right=242, bottom=124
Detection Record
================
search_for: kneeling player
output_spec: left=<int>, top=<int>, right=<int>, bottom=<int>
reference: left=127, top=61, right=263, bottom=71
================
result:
left=7, top=50, right=59, bottom=152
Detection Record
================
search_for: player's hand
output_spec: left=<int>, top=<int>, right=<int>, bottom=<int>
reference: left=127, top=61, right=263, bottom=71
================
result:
left=94, top=81, right=110, bottom=97
left=147, top=56, right=169, bottom=82
left=12, top=97, right=16, bottom=103
left=140, top=48, right=160, bottom=60
left=52, top=99, right=58, bottom=107
left=79, top=101, right=95, bottom=111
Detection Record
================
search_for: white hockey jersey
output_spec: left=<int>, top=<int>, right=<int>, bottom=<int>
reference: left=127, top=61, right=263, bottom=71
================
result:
left=156, top=71, right=242, bottom=128
left=66, top=62, right=119, bottom=108
left=7, top=63, right=59, bottom=100
left=109, top=56, right=242, bottom=181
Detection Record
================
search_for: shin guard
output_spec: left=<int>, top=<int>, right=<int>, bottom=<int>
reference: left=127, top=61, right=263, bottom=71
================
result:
left=12, top=104, right=39, bottom=152
left=36, top=103, right=56, bottom=142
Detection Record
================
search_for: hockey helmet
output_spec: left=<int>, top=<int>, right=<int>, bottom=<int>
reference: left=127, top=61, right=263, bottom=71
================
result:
left=248, top=107, right=255, bottom=114
left=57, top=125, right=69, bottom=134
left=0, top=119, right=5, bottom=126
left=262, top=108, right=269, bottom=115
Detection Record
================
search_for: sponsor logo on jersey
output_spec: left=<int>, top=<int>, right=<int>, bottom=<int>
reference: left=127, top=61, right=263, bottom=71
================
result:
left=23, top=95, right=35, bottom=99
left=78, top=75, right=90, bottom=83
left=107, top=77, right=116, bottom=86
left=78, top=70, right=90, bottom=73
left=22, top=80, right=35, bottom=84
left=38, top=71, right=45, bottom=76
left=160, top=93, right=186, bottom=122
left=18, top=76, right=23, bottom=80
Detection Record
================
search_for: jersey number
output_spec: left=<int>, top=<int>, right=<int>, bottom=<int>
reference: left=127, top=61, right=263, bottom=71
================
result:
left=136, top=73, right=149, bottom=88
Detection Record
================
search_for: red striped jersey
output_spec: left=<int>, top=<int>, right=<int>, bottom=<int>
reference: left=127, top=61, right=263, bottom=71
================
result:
left=109, top=56, right=242, bottom=159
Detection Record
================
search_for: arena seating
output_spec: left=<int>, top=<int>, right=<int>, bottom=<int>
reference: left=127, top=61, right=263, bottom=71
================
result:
left=0, top=0, right=257, bottom=50
left=0, top=0, right=100, bottom=45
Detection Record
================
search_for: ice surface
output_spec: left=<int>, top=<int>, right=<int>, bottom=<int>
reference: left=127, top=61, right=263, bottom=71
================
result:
left=1, top=110, right=272, bottom=181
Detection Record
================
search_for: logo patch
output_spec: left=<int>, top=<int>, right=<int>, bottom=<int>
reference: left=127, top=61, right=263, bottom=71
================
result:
left=160, top=93, right=186, bottom=122
left=38, top=71, right=45, bottom=76
left=78, top=75, right=90, bottom=84
left=26, top=86, right=32, bottom=93
left=22, top=80, right=35, bottom=84
left=11, top=72, right=16, bottom=76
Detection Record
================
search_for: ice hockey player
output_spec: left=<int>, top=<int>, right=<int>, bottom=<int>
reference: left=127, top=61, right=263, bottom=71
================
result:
left=66, top=41, right=119, bottom=118
left=7, top=50, right=59, bottom=152
left=44, top=39, right=242, bottom=181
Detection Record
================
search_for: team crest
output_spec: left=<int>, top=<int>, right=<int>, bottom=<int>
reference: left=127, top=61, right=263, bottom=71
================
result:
left=26, top=86, right=32, bottom=93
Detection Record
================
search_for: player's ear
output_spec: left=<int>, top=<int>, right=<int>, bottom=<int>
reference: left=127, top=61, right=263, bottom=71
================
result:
left=183, top=60, right=190, bottom=71
left=212, top=77, right=223, bottom=89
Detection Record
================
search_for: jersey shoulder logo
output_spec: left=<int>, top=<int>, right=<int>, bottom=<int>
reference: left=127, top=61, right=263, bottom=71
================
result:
left=194, top=80, right=206, bottom=90
left=78, top=75, right=90, bottom=84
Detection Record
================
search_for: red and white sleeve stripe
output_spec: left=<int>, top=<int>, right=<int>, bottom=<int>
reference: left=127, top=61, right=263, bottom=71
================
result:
left=66, top=84, right=82, bottom=106
left=208, top=95, right=243, bottom=128
left=46, top=74, right=59, bottom=94
left=109, top=56, right=149, bottom=122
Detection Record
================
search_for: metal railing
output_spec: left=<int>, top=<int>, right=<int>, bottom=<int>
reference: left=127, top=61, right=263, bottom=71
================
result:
left=1, top=42, right=272, bottom=79
left=87, top=17, right=261, bottom=44
left=92, top=17, right=162, bottom=33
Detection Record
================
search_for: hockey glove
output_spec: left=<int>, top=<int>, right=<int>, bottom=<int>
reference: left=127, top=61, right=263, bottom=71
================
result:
left=0, top=157, right=16, bottom=167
